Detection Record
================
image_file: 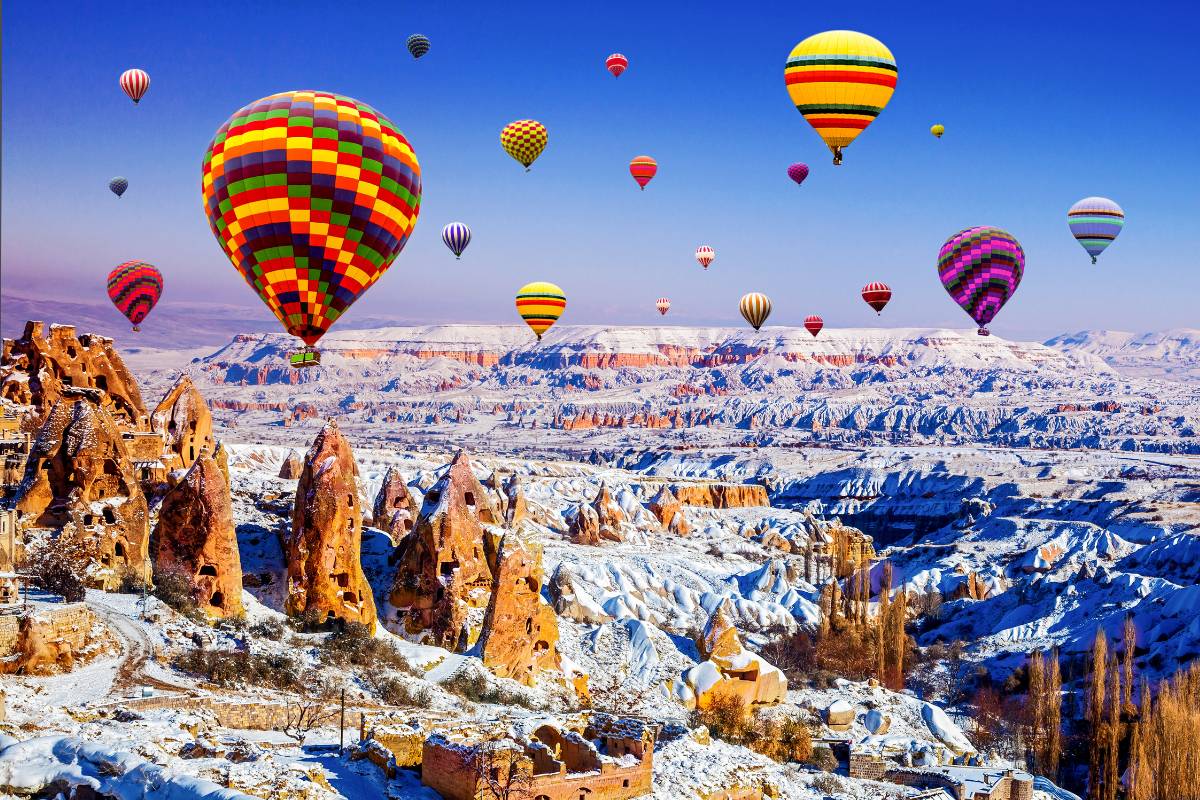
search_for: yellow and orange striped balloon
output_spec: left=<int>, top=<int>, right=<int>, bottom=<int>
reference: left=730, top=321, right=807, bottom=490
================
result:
left=739, top=292, right=772, bottom=331
left=515, top=281, right=566, bottom=339
left=784, top=30, right=897, bottom=164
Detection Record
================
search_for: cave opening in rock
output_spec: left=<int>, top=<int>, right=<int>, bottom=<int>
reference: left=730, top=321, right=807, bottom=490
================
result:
left=198, top=564, right=217, bottom=577
left=210, top=591, right=224, bottom=608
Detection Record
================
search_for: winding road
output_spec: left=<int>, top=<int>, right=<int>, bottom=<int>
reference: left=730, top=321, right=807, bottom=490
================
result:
left=86, top=594, right=192, bottom=697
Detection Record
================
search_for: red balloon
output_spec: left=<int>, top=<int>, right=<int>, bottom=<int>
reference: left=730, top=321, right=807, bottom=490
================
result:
left=629, top=155, right=657, bottom=190
left=107, top=261, right=163, bottom=331
left=861, top=282, right=892, bottom=314
left=606, top=53, right=628, bottom=78
left=804, top=315, right=823, bottom=337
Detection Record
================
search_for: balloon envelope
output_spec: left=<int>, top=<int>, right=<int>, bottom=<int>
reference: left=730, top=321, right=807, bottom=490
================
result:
left=861, top=281, right=891, bottom=313
left=787, top=163, right=809, bottom=185
left=784, top=31, right=897, bottom=164
left=1068, top=197, right=1124, bottom=263
left=501, top=120, right=548, bottom=170
left=516, top=282, right=566, bottom=339
left=606, top=53, right=628, bottom=77
left=107, top=261, right=163, bottom=329
left=630, top=155, right=657, bottom=189
left=937, top=226, right=1024, bottom=335
left=804, top=315, right=823, bottom=337
left=695, top=246, right=715, bottom=269
left=109, top=177, right=129, bottom=198
left=656, top=297, right=670, bottom=316
left=930, top=123, right=945, bottom=138
left=442, top=222, right=471, bottom=258
left=119, top=69, right=150, bottom=104
left=201, top=90, right=422, bottom=347
left=739, top=293, right=771, bottom=330
left=407, top=34, right=430, bottom=59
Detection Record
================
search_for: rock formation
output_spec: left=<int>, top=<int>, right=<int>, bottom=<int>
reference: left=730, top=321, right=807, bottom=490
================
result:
left=151, top=375, right=214, bottom=471
left=371, top=466, right=416, bottom=540
left=548, top=565, right=613, bottom=625
left=592, top=483, right=625, bottom=542
left=503, top=476, right=528, bottom=528
left=15, top=396, right=149, bottom=588
left=647, top=485, right=682, bottom=528
left=278, top=449, right=303, bottom=479
left=154, top=453, right=244, bottom=618
left=387, top=450, right=501, bottom=648
left=567, top=502, right=601, bottom=546
left=672, top=599, right=787, bottom=711
left=477, top=534, right=561, bottom=685
left=671, top=482, right=770, bottom=509
left=286, top=420, right=377, bottom=631
left=1, top=321, right=146, bottom=429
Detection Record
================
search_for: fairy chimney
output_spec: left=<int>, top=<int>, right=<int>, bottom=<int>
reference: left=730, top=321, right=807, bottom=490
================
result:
left=372, top=466, right=416, bottom=541
left=478, top=533, right=561, bottom=686
left=151, top=375, right=214, bottom=471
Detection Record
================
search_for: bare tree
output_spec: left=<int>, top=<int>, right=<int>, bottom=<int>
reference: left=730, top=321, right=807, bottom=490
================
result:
left=283, top=676, right=339, bottom=742
left=468, top=740, right=535, bottom=800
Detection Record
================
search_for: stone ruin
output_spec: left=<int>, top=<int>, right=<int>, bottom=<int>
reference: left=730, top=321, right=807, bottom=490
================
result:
left=286, top=420, right=377, bottom=631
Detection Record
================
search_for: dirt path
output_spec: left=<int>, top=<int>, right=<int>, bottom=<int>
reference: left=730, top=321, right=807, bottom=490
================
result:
left=87, top=595, right=192, bottom=696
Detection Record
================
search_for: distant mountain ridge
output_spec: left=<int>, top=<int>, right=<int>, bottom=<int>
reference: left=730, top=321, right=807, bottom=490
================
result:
left=1046, top=329, right=1200, bottom=381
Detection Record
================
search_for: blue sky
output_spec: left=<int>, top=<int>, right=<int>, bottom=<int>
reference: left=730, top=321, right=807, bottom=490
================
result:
left=2, top=0, right=1196, bottom=340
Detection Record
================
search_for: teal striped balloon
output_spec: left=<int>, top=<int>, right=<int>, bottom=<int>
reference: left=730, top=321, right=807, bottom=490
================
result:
left=1068, top=197, right=1124, bottom=264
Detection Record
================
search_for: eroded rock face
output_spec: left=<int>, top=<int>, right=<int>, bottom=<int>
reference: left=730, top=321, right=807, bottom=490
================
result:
left=15, top=397, right=149, bottom=588
left=372, top=466, right=416, bottom=539
left=477, top=534, right=560, bottom=685
left=504, top=476, right=529, bottom=528
left=388, top=450, right=500, bottom=648
left=647, top=485, right=682, bottom=528
left=548, top=565, right=613, bottom=625
left=286, top=420, right=377, bottom=631
left=154, top=453, right=244, bottom=618
left=593, top=483, right=625, bottom=542
left=278, top=449, right=303, bottom=479
left=568, top=502, right=601, bottom=546
left=151, top=375, right=214, bottom=472
left=674, top=598, right=787, bottom=711
left=1, top=321, right=146, bottom=429
left=671, top=482, right=770, bottom=509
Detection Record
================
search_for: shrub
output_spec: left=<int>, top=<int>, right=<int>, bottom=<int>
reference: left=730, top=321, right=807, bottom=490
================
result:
left=811, top=773, right=842, bottom=795
left=690, top=694, right=750, bottom=745
left=442, top=668, right=538, bottom=709
left=806, top=745, right=839, bottom=772
left=320, top=622, right=412, bottom=672
left=117, top=567, right=150, bottom=595
left=153, top=567, right=199, bottom=618
left=174, top=648, right=308, bottom=693
left=375, top=676, right=433, bottom=708
left=28, top=548, right=87, bottom=603
left=250, top=617, right=286, bottom=641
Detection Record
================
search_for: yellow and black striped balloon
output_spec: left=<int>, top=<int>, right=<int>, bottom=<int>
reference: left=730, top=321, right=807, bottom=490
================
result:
left=515, top=281, right=566, bottom=339
left=739, top=292, right=772, bottom=331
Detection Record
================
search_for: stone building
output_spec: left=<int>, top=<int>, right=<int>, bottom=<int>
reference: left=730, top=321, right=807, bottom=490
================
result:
left=0, top=409, right=31, bottom=499
left=421, top=715, right=654, bottom=800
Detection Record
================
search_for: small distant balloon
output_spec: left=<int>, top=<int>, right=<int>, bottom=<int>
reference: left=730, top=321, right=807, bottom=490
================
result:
left=109, top=177, right=129, bottom=198
left=739, top=292, right=772, bottom=331
left=516, top=281, right=566, bottom=340
left=861, top=282, right=891, bottom=314
left=1068, top=197, right=1124, bottom=264
left=442, top=222, right=471, bottom=259
left=656, top=297, right=671, bottom=316
left=630, top=155, right=657, bottom=190
left=938, top=226, right=1024, bottom=336
left=804, top=315, right=824, bottom=337
left=695, top=246, right=715, bottom=270
left=501, top=120, right=548, bottom=171
left=787, top=163, right=809, bottom=186
left=606, top=53, right=628, bottom=78
left=407, top=34, right=430, bottom=59
left=107, top=261, right=163, bottom=331
left=119, top=69, right=150, bottom=104
left=930, top=123, right=945, bottom=138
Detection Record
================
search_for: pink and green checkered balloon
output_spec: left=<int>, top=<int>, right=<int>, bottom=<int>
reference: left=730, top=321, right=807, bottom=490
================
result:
left=937, top=226, right=1024, bottom=336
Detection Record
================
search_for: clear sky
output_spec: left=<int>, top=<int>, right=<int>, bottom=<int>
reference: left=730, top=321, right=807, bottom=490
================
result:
left=2, top=0, right=1196, bottom=341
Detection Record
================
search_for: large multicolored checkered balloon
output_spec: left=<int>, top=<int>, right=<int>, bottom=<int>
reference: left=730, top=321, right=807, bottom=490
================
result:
left=107, top=261, right=163, bottom=331
left=1068, top=196, right=1124, bottom=264
left=784, top=30, right=897, bottom=165
left=201, top=91, right=422, bottom=347
left=501, top=120, right=548, bottom=170
left=937, top=227, right=1024, bottom=336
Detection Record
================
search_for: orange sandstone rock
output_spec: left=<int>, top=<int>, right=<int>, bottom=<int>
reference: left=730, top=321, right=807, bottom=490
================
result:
left=477, top=534, right=561, bottom=685
left=151, top=375, right=215, bottom=472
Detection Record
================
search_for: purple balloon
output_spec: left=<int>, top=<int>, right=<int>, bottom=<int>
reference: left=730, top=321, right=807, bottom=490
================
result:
left=937, top=226, right=1025, bottom=336
left=787, top=163, right=809, bottom=186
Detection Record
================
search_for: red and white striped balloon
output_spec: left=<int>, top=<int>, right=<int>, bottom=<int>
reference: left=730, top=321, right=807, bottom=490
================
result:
left=861, top=282, right=892, bottom=314
left=605, top=53, right=628, bottom=78
left=804, top=315, right=824, bottom=337
left=656, top=297, right=671, bottom=316
left=119, top=69, right=150, bottom=104
left=695, top=245, right=715, bottom=270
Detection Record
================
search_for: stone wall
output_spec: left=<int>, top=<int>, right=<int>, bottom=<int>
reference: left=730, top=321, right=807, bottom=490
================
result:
left=111, top=694, right=367, bottom=734
left=848, top=750, right=888, bottom=781
left=0, top=604, right=94, bottom=658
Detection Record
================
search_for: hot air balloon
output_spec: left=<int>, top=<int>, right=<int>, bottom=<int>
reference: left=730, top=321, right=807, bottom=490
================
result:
left=937, top=226, right=1024, bottom=336
left=861, top=281, right=891, bottom=314
left=109, top=177, right=129, bottom=198
left=1068, top=197, right=1124, bottom=264
left=501, top=120, right=548, bottom=171
left=656, top=297, right=671, bottom=316
left=804, top=315, right=824, bottom=337
left=201, top=91, right=421, bottom=368
left=606, top=53, right=628, bottom=78
left=120, top=69, right=150, bottom=104
left=695, top=246, right=715, bottom=270
left=107, top=261, right=163, bottom=331
left=407, top=34, right=430, bottom=59
left=630, top=156, right=657, bottom=190
left=739, top=293, right=771, bottom=331
left=784, top=31, right=897, bottom=165
left=787, top=163, right=809, bottom=186
left=442, top=222, right=471, bottom=259
left=516, top=282, right=566, bottom=339
left=930, top=123, right=945, bottom=138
